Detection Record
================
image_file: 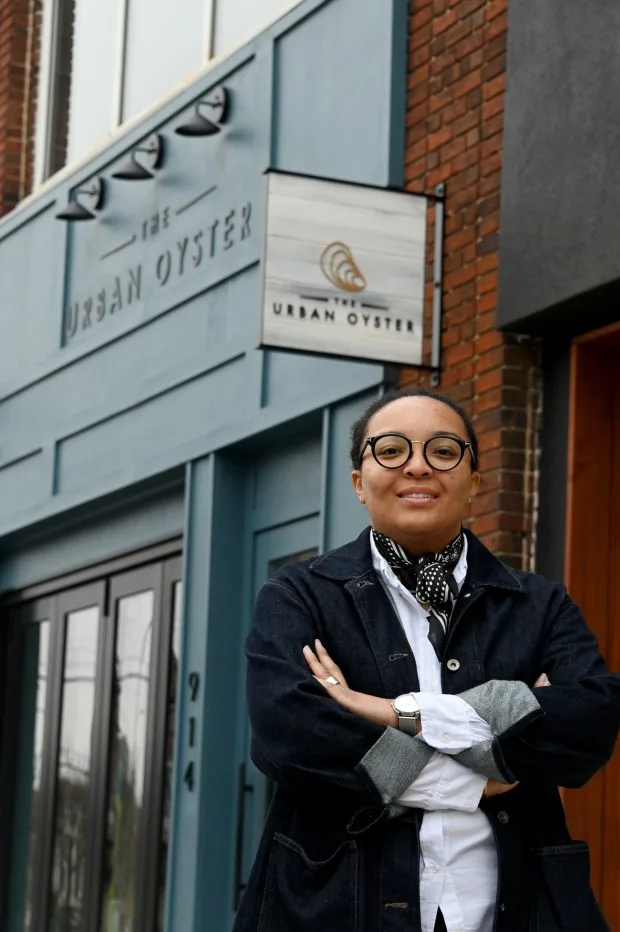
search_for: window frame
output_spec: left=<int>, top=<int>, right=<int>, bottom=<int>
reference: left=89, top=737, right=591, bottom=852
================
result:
left=34, top=0, right=216, bottom=187
left=33, top=0, right=304, bottom=185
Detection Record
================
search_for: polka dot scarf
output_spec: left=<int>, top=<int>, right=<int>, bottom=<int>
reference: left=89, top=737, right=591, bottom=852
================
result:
left=372, top=530, right=464, bottom=660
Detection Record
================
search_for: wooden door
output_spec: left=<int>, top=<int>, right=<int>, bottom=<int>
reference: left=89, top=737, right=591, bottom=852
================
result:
left=564, top=326, right=620, bottom=925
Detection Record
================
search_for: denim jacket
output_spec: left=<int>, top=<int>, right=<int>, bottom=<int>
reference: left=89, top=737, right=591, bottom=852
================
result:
left=233, top=529, right=620, bottom=932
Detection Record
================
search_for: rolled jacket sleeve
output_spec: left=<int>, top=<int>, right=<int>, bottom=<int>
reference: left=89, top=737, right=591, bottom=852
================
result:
left=498, top=591, right=620, bottom=787
left=453, top=590, right=620, bottom=786
left=247, top=577, right=432, bottom=808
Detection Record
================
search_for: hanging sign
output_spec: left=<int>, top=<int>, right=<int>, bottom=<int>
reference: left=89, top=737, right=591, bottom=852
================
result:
left=260, top=171, right=428, bottom=366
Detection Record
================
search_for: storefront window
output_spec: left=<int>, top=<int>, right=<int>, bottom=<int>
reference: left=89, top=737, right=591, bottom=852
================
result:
left=49, top=606, right=100, bottom=932
left=101, top=591, right=154, bottom=932
left=121, top=0, right=206, bottom=122
left=213, top=0, right=298, bottom=54
left=3, top=552, right=181, bottom=932
left=7, top=622, right=50, bottom=932
left=36, top=0, right=300, bottom=181
left=66, top=0, right=123, bottom=164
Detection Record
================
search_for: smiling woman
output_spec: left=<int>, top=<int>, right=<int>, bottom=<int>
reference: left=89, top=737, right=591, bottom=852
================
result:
left=235, top=387, right=620, bottom=932
left=350, top=391, right=480, bottom=554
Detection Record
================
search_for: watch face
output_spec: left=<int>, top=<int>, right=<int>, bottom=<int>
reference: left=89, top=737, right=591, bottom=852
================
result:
left=394, top=694, right=420, bottom=716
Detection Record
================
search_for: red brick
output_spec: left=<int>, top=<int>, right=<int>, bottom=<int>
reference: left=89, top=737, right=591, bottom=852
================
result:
left=401, top=0, right=537, bottom=565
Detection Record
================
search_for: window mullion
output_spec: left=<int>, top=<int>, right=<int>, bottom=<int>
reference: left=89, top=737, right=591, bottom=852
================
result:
left=34, top=0, right=61, bottom=186
left=111, top=0, right=131, bottom=130
left=203, top=0, right=217, bottom=64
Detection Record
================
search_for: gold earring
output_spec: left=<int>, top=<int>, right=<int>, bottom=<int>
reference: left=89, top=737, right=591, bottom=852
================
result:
left=468, top=497, right=473, bottom=504
left=359, top=495, right=365, bottom=504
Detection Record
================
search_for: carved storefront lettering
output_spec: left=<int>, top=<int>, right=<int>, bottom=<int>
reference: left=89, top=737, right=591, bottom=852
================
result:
left=64, top=198, right=252, bottom=344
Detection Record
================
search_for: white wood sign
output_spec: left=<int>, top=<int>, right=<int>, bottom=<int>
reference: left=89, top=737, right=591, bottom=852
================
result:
left=260, top=172, right=428, bottom=366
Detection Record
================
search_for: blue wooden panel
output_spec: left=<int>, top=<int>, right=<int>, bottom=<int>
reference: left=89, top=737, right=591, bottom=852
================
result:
left=261, top=347, right=382, bottom=411
left=0, top=203, right=66, bottom=390
left=0, top=453, right=46, bottom=520
left=273, top=0, right=408, bottom=185
left=55, top=360, right=247, bottom=495
left=0, top=481, right=184, bottom=590
left=251, top=429, right=322, bottom=529
left=322, top=388, right=381, bottom=550
left=166, top=454, right=248, bottom=932
left=0, top=270, right=258, bottom=472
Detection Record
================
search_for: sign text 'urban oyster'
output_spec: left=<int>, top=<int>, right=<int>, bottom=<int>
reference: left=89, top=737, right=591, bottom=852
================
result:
left=260, top=172, right=428, bottom=366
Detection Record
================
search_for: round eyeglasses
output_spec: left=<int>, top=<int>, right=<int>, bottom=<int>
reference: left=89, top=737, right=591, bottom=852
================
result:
left=362, top=433, right=474, bottom=472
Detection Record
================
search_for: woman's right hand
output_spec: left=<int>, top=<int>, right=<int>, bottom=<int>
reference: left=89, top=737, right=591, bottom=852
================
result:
left=485, top=779, right=519, bottom=798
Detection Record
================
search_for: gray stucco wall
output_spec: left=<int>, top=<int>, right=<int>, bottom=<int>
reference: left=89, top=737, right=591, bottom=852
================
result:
left=498, top=0, right=620, bottom=333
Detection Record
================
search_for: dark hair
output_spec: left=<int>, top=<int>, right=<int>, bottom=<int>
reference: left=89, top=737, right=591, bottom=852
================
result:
left=350, top=387, right=479, bottom=471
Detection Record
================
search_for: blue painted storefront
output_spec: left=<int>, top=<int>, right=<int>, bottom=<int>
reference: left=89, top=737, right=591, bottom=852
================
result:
left=0, top=0, right=408, bottom=927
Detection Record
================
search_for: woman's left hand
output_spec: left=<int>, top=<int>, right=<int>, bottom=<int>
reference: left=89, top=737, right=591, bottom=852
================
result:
left=303, top=640, right=398, bottom=728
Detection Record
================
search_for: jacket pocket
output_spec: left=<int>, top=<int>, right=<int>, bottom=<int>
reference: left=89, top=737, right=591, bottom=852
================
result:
left=530, top=842, right=609, bottom=932
left=257, top=832, right=359, bottom=932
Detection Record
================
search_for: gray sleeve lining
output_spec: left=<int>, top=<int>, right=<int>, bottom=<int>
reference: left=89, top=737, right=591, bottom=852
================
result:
left=359, top=727, right=434, bottom=804
left=453, top=680, right=544, bottom=782
left=454, top=739, right=505, bottom=781
left=458, top=679, right=542, bottom=735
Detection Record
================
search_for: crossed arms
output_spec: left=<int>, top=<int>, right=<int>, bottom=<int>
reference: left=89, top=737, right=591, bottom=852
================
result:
left=247, top=578, right=620, bottom=812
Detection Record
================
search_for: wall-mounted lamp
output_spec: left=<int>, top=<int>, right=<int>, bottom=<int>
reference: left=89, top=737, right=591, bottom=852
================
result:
left=175, top=87, right=230, bottom=137
left=112, top=133, right=164, bottom=181
left=56, top=177, right=105, bottom=221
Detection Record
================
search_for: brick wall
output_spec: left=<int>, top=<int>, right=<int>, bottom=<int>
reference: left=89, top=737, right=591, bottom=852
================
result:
left=403, top=0, right=541, bottom=568
left=0, top=0, right=40, bottom=216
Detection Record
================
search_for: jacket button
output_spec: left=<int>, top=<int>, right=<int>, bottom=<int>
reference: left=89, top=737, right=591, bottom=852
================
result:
left=498, top=811, right=510, bottom=824
left=446, top=659, right=460, bottom=672
left=499, top=903, right=506, bottom=912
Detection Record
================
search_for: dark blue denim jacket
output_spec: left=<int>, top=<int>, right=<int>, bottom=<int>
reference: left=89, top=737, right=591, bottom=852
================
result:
left=233, top=529, right=620, bottom=932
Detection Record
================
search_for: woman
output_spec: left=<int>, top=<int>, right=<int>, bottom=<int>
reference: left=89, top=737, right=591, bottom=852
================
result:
left=234, top=387, right=620, bottom=932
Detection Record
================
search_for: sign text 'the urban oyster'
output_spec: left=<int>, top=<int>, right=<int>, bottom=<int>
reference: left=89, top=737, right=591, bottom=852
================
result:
left=64, top=192, right=252, bottom=343
left=260, top=172, right=428, bottom=366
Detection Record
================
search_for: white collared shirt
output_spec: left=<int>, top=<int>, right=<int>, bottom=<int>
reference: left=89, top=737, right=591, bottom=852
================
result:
left=371, top=532, right=498, bottom=932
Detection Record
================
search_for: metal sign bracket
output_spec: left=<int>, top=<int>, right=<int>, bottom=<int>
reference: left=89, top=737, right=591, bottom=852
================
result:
left=429, top=182, right=446, bottom=387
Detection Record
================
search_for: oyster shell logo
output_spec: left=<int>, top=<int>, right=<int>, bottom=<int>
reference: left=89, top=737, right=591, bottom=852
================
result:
left=320, top=241, right=367, bottom=293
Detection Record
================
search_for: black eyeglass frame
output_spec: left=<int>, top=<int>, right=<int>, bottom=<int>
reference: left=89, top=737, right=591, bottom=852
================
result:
left=361, top=433, right=476, bottom=472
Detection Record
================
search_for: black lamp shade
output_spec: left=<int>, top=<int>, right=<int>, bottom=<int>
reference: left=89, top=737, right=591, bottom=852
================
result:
left=56, top=201, right=97, bottom=221
left=55, top=177, right=105, bottom=221
left=175, top=86, right=229, bottom=137
left=175, top=113, right=221, bottom=137
left=112, top=133, right=164, bottom=181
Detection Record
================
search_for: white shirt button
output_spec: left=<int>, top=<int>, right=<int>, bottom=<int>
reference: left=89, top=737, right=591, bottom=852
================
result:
left=433, top=865, right=441, bottom=874
left=441, top=733, right=451, bottom=743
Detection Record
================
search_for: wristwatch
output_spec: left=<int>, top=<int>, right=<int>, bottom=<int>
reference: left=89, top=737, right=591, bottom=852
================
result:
left=392, top=693, right=421, bottom=736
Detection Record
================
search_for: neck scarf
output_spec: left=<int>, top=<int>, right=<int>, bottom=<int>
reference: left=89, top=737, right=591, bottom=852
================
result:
left=372, top=530, right=464, bottom=660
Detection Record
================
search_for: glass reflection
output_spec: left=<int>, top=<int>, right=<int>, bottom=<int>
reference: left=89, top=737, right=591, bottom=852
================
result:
left=157, top=580, right=182, bottom=932
left=101, top=591, right=154, bottom=932
left=214, top=0, right=298, bottom=55
left=8, top=621, right=50, bottom=932
left=50, top=607, right=100, bottom=932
